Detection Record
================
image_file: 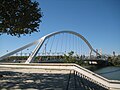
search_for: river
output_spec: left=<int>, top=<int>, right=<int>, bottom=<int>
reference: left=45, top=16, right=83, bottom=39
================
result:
left=94, top=66, right=120, bottom=80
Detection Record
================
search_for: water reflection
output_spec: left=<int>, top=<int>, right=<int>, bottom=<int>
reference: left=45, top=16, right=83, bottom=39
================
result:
left=94, top=66, right=120, bottom=80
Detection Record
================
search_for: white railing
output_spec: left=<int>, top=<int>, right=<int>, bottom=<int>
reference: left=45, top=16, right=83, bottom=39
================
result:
left=0, top=63, right=120, bottom=90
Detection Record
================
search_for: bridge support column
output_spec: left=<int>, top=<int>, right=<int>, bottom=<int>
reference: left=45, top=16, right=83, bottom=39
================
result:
left=90, top=50, right=92, bottom=59
left=25, top=37, right=45, bottom=63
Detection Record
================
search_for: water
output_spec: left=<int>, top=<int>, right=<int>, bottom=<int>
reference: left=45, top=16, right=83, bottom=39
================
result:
left=94, top=66, right=120, bottom=80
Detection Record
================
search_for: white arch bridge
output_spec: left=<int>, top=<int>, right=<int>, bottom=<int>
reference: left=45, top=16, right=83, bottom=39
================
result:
left=0, top=31, right=100, bottom=63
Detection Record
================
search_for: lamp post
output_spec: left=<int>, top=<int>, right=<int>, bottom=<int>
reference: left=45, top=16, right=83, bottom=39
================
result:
left=6, top=50, right=9, bottom=61
left=27, top=48, right=29, bottom=56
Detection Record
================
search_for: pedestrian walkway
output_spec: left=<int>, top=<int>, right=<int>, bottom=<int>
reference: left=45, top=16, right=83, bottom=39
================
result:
left=0, top=68, right=107, bottom=90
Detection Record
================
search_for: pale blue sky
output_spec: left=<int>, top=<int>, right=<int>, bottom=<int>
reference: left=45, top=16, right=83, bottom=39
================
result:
left=0, top=0, right=120, bottom=56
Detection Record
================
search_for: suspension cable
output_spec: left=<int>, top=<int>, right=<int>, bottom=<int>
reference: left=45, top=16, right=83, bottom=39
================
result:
left=41, top=38, right=49, bottom=56
left=49, top=35, right=55, bottom=55
left=77, top=37, right=80, bottom=57
left=45, top=38, right=50, bottom=55
left=65, top=33, right=68, bottom=54
left=75, top=36, right=78, bottom=56
left=55, top=34, right=60, bottom=55
left=60, top=33, right=64, bottom=56
left=73, top=35, right=75, bottom=54
left=68, top=34, right=70, bottom=53
left=68, top=34, right=72, bottom=53
left=76, top=37, right=78, bottom=56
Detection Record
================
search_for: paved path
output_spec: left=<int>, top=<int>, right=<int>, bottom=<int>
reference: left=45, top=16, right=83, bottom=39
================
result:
left=0, top=68, right=75, bottom=90
left=0, top=64, right=109, bottom=90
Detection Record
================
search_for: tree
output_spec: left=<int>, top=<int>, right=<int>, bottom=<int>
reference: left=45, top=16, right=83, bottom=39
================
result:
left=0, top=0, right=42, bottom=37
left=68, top=51, right=74, bottom=57
left=63, top=51, right=84, bottom=65
left=64, top=51, right=76, bottom=63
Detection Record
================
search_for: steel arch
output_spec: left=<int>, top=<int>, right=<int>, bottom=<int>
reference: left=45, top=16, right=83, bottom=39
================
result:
left=25, top=31, right=100, bottom=63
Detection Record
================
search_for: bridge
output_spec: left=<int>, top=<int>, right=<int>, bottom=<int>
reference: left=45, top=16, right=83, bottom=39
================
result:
left=0, top=31, right=101, bottom=63
left=0, top=31, right=120, bottom=89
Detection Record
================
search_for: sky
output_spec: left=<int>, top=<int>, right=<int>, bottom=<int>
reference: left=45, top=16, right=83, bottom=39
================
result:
left=0, top=0, right=120, bottom=56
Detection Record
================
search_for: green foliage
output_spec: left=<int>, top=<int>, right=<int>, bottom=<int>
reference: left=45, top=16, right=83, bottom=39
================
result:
left=0, top=56, right=28, bottom=63
left=63, top=51, right=83, bottom=64
left=64, top=51, right=76, bottom=63
left=0, top=0, right=42, bottom=37
left=107, top=55, right=120, bottom=66
left=68, top=51, right=74, bottom=56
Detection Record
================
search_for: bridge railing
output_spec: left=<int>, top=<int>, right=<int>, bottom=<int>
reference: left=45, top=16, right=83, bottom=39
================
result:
left=0, top=63, right=120, bottom=90
left=73, top=64, right=120, bottom=90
